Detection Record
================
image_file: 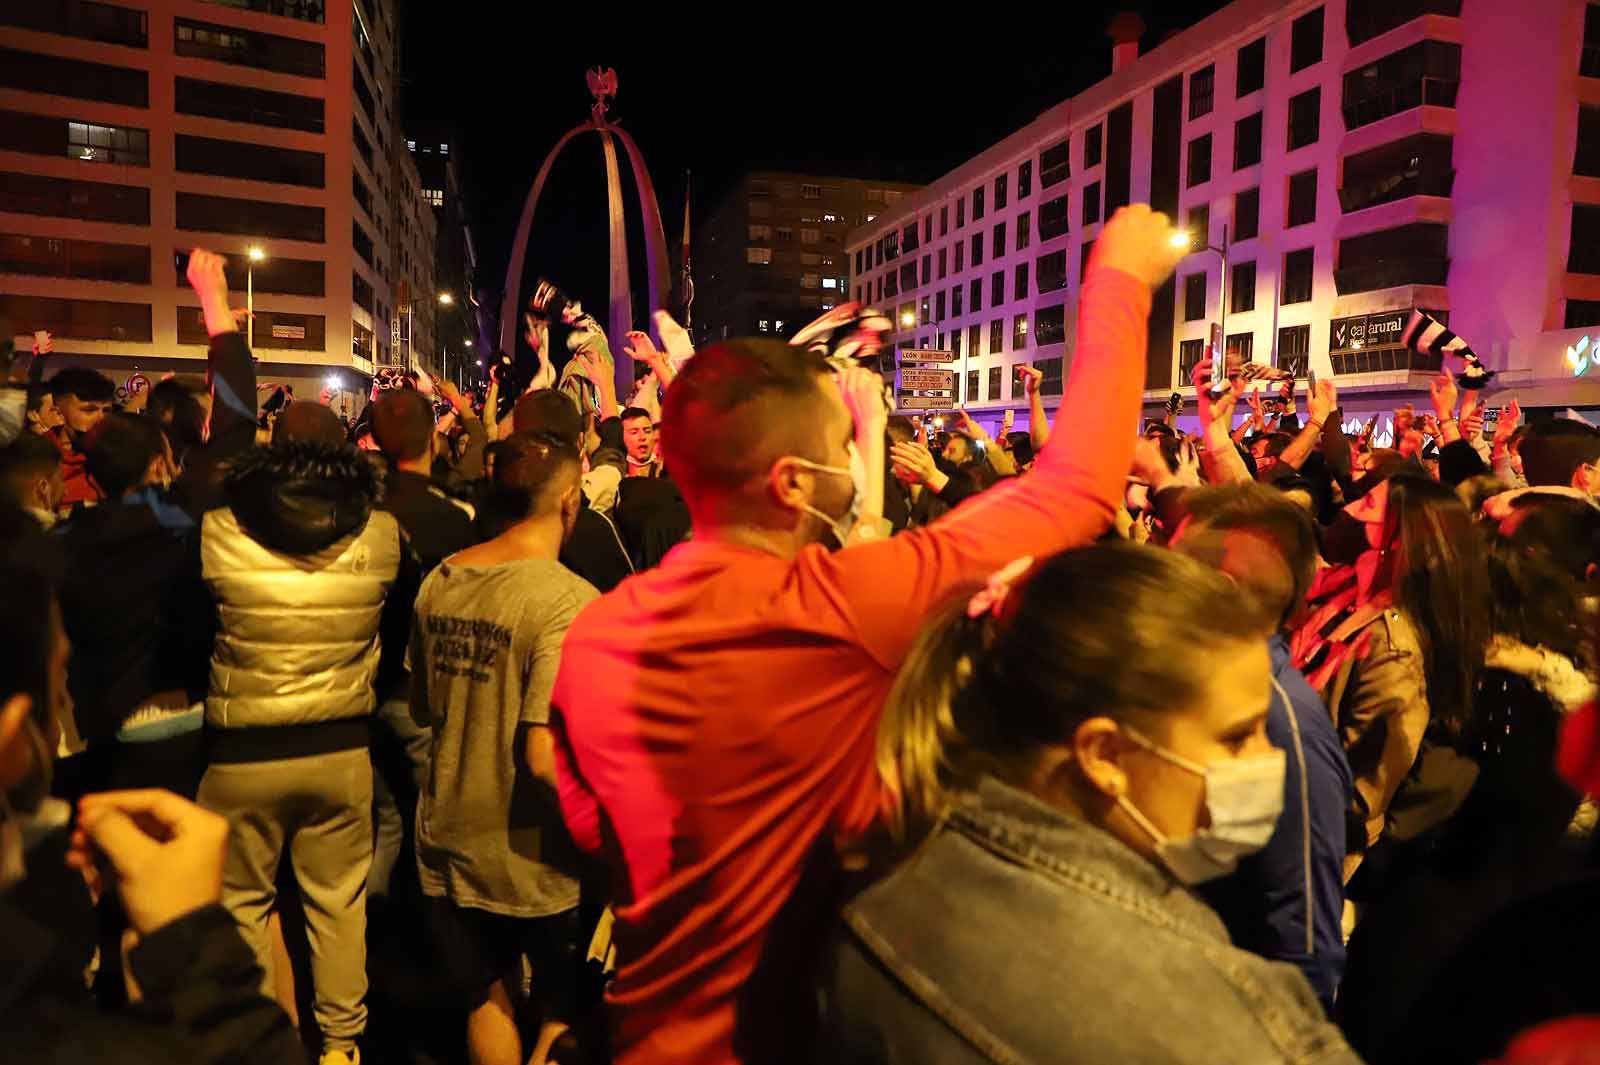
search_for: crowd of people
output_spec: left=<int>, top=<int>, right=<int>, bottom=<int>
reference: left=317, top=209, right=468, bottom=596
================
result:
left=4, top=206, right=1600, bottom=1065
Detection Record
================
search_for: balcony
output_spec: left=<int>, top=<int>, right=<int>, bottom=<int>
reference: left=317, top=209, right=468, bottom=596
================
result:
left=1334, top=257, right=1450, bottom=294
left=1339, top=168, right=1454, bottom=213
left=1343, top=77, right=1459, bottom=130
left=1346, top=0, right=1461, bottom=48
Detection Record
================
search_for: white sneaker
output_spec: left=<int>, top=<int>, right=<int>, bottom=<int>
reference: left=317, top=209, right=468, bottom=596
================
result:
left=319, top=1049, right=360, bottom=1065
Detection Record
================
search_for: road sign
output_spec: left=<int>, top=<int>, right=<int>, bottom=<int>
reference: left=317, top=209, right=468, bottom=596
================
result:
left=907, top=388, right=954, bottom=399
left=900, top=367, right=956, bottom=391
left=899, top=348, right=957, bottom=364
left=898, top=396, right=947, bottom=410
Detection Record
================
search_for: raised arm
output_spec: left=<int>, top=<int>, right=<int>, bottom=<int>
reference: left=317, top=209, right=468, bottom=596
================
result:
left=1193, top=359, right=1252, bottom=485
left=1278, top=378, right=1337, bottom=471
left=188, top=249, right=256, bottom=454
left=1016, top=365, right=1051, bottom=454
left=819, top=205, right=1185, bottom=668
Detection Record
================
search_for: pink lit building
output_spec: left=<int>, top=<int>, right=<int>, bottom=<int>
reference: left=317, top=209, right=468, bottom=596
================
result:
left=848, top=0, right=1600, bottom=427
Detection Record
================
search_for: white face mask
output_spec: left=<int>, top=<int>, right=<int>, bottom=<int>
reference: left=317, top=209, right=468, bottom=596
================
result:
left=1115, top=725, right=1285, bottom=885
left=789, top=440, right=866, bottom=546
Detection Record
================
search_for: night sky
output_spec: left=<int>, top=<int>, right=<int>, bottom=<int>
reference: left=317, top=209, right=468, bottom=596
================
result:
left=400, top=2, right=1230, bottom=330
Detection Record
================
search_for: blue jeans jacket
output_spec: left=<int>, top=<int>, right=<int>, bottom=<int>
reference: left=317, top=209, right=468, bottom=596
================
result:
left=1202, top=636, right=1354, bottom=1011
left=817, top=776, right=1362, bottom=1064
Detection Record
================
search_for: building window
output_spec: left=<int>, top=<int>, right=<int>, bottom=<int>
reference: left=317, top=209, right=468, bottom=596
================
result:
left=1037, top=250, right=1067, bottom=293
left=988, top=365, right=1002, bottom=400
left=1188, top=204, right=1210, bottom=246
left=953, top=284, right=964, bottom=317
left=885, top=231, right=899, bottom=259
left=1579, top=108, right=1600, bottom=178
left=747, top=247, right=772, bottom=265
left=966, top=367, right=979, bottom=402
left=0, top=45, right=147, bottom=107
left=991, top=271, right=1005, bottom=307
left=995, top=173, right=1008, bottom=210
left=1016, top=212, right=1032, bottom=250
left=1183, top=273, right=1207, bottom=321
left=955, top=241, right=964, bottom=273
left=801, top=183, right=821, bottom=199
left=422, top=188, right=443, bottom=207
left=992, top=222, right=1006, bottom=259
left=968, top=324, right=982, bottom=359
left=1014, top=262, right=1029, bottom=301
left=0, top=170, right=150, bottom=225
left=777, top=226, right=794, bottom=244
left=970, top=278, right=983, bottom=312
left=0, top=293, right=151, bottom=343
left=1281, top=248, right=1315, bottom=304
left=920, top=296, right=931, bottom=324
left=971, top=233, right=983, bottom=268
left=351, top=220, right=372, bottom=265
left=0, top=234, right=149, bottom=284
left=1234, top=187, right=1261, bottom=241
left=1341, top=133, right=1455, bottom=211
left=902, top=222, right=919, bottom=254
left=823, top=277, right=839, bottom=290
left=1287, top=169, right=1318, bottom=227
left=1080, top=240, right=1095, bottom=279
left=988, top=320, right=1004, bottom=354
left=1277, top=324, right=1311, bottom=375
left=750, top=224, right=772, bottom=242
left=1237, top=37, right=1266, bottom=97
left=922, top=254, right=932, bottom=286
left=1571, top=205, right=1600, bottom=274
left=1187, top=134, right=1213, bottom=187
left=940, top=205, right=949, bottom=235
left=973, top=185, right=986, bottom=222
left=1231, top=260, right=1257, bottom=314
left=176, top=191, right=324, bottom=242
left=1041, top=140, right=1071, bottom=189
left=1336, top=221, right=1449, bottom=292
left=923, top=215, right=933, bottom=243
left=1084, top=124, right=1103, bottom=168
left=175, top=76, right=324, bottom=133
left=938, top=248, right=948, bottom=279
left=900, top=264, right=917, bottom=292
left=1234, top=112, right=1263, bottom=170
left=1189, top=64, right=1215, bottom=120
left=66, top=120, right=149, bottom=166
left=1291, top=7, right=1325, bottom=72
left=0, top=0, right=151, bottom=47
left=1082, top=182, right=1101, bottom=226
left=801, top=273, right=819, bottom=290
left=1566, top=298, right=1600, bottom=329
left=1585, top=5, right=1600, bottom=79
left=936, top=290, right=946, bottom=320
left=1288, top=88, right=1321, bottom=151
left=174, top=17, right=325, bottom=78
left=176, top=133, right=324, bottom=188
left=1345, top=0, right=1462, bottom=49
left=1225, top=332, right=1255, bottom=370
left=1342, top=41, right=1461, bottom=131
left=1013, top=314, right=1029, bottom=350
left=1179, top=338, right=1207, bottom=381
left=1018, top=160, right=1033, bottom=198
left=801, top=227, right=821, bottom=245
left=1034, top=313, right=1067, bottom=354
left=957, top=197, right=965, bottom=229
left=1040, top=195, right=1069, bottom=241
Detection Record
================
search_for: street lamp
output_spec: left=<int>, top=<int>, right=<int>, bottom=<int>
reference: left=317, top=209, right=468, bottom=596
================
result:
left=437, top=292, right=453, bottom=305
left=1173, top=223, right=1232, bottom=389
left=246, top=246, right=265, bottom=350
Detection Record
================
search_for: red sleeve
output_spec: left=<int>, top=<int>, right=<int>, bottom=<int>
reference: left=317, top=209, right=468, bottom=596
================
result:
left=805, top=267, right=1152, bottom=670
left=550, top=670, right=605, bottom=855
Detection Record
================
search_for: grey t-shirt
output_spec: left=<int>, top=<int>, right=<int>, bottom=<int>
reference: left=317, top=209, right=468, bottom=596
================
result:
left=410, top=557, right=598, bottom=917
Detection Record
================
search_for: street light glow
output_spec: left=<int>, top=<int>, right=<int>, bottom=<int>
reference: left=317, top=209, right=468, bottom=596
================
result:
left=475, top=359, right=484, bottom=367
left=437, top=292, right=454, bottom=305
left=325, top=375, right=341, bottom=389
left=247, top=246, right=266, bottom=262
left=900, top=311, right=915, bottom=327
left=1168, top=231, right=1192, bottom=249
left=464, top=339, right=473, bottom=347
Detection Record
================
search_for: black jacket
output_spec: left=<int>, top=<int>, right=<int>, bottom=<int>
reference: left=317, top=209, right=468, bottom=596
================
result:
left=55, top=489, right=214, bottom=741
left=613, top=475, right=691, bottom=571
left=170, top=332, right=258, bottom=521
left=379, top=468, right=479, bottom=572
left=1, top=835, right=305, bottom=1065
left=561, top=507, right=634, bottom=593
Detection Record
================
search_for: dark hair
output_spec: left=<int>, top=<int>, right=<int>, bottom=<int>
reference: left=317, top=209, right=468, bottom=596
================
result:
left=0, top=433, right=61, bottom=509
left=25, top=383, right=52, bottom=413
left=878, top=542, right=1269, bottom=837
left=1488, top=536, right=1592, bottom=670
left=48, top=367, right=114, bottom=402
left=273, top=401, right=345, bottom=446
left=885, top=416, right=917, bottom=446
left=1176, top=483, right=1319, bottom=629
left=1499, top=492, right=1600, bottom=584
left=489, top=430, right=580, bottom=523
left=1006, top=432, right=1035, bottom=468
left=512, top=389, right=583, bottom=445
left=1519, top=420, right=1600, bottom=488
left=0, top=504, right=61, bottom=733
left=620, top=405, right=654, bottom=425
left=1382, top=474, right=1491, bottom=738
left=658, top=337, right=832, bottom=510
left=371, top=389, right=435, bottom=462
left=84, top=412, right=167, bottom=498
left=146, top=376, right=208, bottom=458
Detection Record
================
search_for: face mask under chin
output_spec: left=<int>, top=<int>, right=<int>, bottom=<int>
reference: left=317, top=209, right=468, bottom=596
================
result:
left=793, top=442, right=865, bottom=546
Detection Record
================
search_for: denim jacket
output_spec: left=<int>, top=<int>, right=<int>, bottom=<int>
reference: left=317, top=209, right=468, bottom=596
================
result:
left=816, top=777, right=1362, bottom=1065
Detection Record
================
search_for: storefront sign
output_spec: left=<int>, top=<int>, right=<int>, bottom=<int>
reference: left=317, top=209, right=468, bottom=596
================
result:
left=1568, top=335, right=1594, bottom=377
left=271, top=324, right=306, bottom=340
left=1331, top=309, right=1410, bottom=353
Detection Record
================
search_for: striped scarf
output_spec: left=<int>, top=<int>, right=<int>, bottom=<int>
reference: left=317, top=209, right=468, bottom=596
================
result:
left=1402, top=310, right=1495, bottom=389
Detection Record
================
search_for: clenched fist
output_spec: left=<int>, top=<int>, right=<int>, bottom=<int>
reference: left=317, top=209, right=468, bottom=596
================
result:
left=1087, top=204, right=1188, bottom=290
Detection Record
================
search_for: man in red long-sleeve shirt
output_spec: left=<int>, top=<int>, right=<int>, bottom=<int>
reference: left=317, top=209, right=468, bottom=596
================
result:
left=550, top=205, right=1187, bottom=1064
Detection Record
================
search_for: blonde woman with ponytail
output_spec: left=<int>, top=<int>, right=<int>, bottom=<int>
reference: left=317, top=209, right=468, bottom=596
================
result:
left=820, top=542, right=1361, bottom=1065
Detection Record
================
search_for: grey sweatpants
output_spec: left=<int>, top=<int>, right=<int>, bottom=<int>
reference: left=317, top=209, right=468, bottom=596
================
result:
left=199, top=747, right=374, bottom=1051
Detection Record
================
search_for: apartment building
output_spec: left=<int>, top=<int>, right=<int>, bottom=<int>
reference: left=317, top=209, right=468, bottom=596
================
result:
left=849, top=0, right=1600, bottom=424
left=0, top=0, right=413, bottom=401
left=407, top=127, right=477, bottom=389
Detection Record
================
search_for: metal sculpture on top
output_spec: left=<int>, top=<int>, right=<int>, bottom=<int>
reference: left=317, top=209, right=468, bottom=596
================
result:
left=498, top=69, right=671, bottom=401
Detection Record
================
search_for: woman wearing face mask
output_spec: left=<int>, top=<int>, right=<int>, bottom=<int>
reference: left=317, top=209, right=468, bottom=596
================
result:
left=818, top=543, right=1360, bottom=1064
left=1291, top=473, right=1490, bottom=891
